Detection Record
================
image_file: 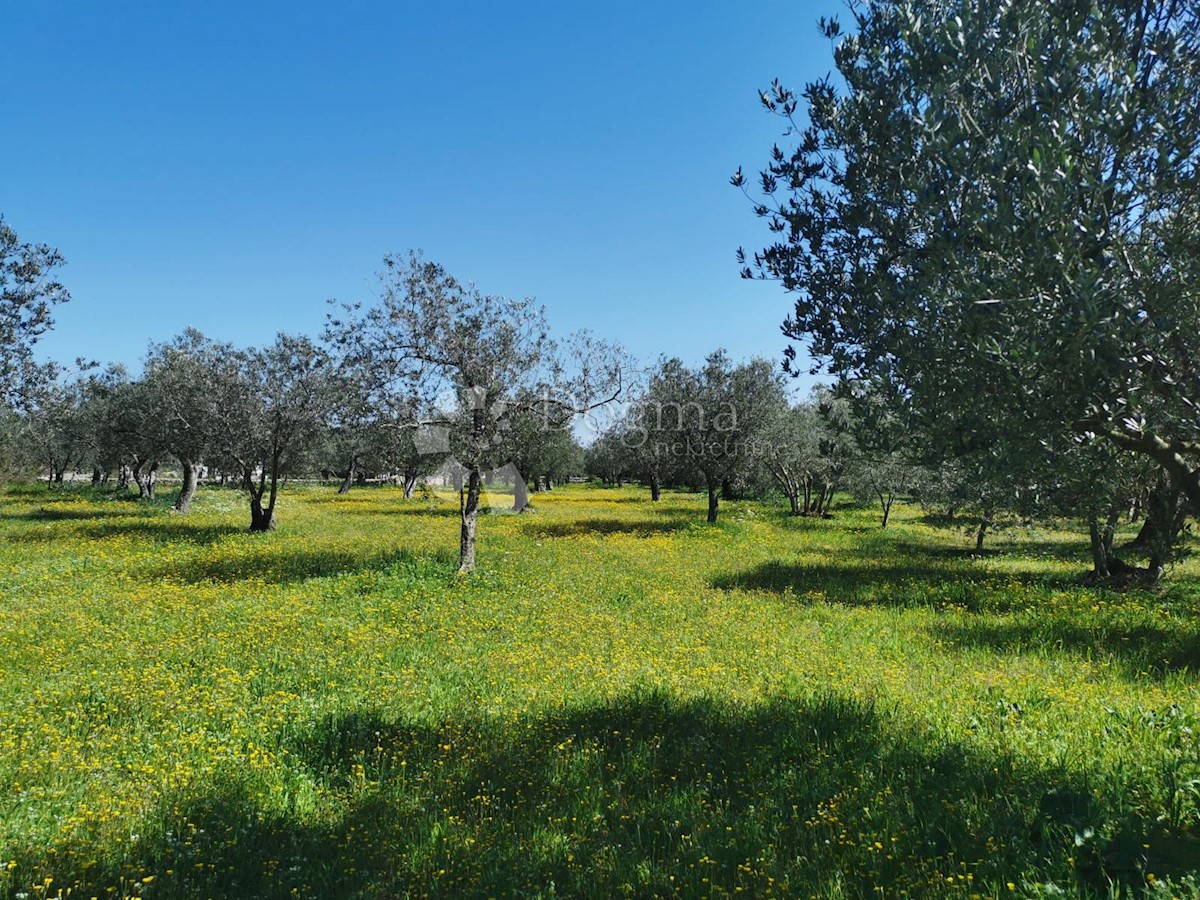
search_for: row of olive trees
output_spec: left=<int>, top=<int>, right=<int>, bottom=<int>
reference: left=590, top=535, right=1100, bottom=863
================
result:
left=586, top=354, right=905, bottom=526
left=9, top=331, right=344, bottom=525
left=2, top=245, right=617, bottom=572
left=587, top=352, right=785, bottom=522
left=587, top=354, right=1180, bottom=573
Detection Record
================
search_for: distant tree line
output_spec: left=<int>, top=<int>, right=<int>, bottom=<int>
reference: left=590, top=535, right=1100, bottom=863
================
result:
left=586, top=350, right=1196, bottom=582
left=585, top=354, right=913, bottom=527
left=0, top=240, right=617, bottom=572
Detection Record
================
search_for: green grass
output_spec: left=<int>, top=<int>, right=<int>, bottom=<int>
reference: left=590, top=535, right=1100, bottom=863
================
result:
left=0, top=482, right=1197, bottom=898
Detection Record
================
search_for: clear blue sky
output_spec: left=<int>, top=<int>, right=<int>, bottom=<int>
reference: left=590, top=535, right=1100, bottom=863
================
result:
left=3, top=1, right=832, bottom=384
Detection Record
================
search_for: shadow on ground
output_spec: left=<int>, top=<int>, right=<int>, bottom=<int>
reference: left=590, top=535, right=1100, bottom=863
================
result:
left=710, top=557, right=1080, bottom=612
left=357, top=504, right=461, bottom=519
left=931, top=616, right=1200, bottom=678
left=2, top=516, right=248, bottom=548
left=528, top=515, right=696, bottom=539
left=140, top=544, right=456, bottom=586
left=900, top=536, right=1103, bottom=564
left=0, top=513, right=248, bottom=549
left=12, top=692, right=1195, bottom=898
left=2, top=505, right=121, bottom=523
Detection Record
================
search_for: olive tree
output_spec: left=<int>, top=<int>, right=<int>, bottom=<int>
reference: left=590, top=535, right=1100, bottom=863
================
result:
left=209, top=334, right=332, bottom=532
left=141, top=330, right=234, bottom=512
left=757, top=398, right=832, bottom=517
left=18, top=366, right=95, bottom=485
left=738, top=0, right=1200, bottom=577
left=501, top=397, right=584, bottom=510
left=632, top=353, right=785, bottom=523
left=330, top=251, right=621, bottom=572
left=585, top=430, right=633, bottom=486
left=1, top=217, right=71, bottom=404
left=370, top=412, right=448, bottom=497
left=94, top=376, right=166, bottom=497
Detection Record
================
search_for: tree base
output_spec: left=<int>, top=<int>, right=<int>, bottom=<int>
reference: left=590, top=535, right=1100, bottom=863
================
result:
left=1082, top=557, right=1162, bottom=589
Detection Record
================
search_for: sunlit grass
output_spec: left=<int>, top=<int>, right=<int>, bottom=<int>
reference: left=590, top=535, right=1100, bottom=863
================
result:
left=0, top=482, right=1197, bottom=897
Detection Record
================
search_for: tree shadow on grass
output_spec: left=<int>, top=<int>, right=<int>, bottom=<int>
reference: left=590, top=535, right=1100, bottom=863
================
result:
left=528, top=516, right=696, bottom=539
left=2, top=505, right=125, bottom=523
left=82, top=519, right=244, bottom=545
left=891, top=538, right=1102, bottom=568
left=918, top=511, right=973, bottom=529
left=356, top=503, right=460, bottom=518
left=545, top=485, right=668, bottom=502
left=903, top=529, right=1191, bottom=569
left=13, top=691, right=1196, bottom=898
left=3, top=516, right=246, bottom=547
left=711, top=559, right=1076, bottom=612
left=984, top=538, right=1102, bottom=565
left=930, top=616, right=1200, bottom=679
left=138, top=544, right=457, bottom=586
left=358, top=502, right=562, bottom=522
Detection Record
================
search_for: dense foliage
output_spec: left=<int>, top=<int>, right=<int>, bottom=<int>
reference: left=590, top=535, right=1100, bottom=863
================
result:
left=738, top=0, right=1200, bottom=579
left=0, top=217, right=71, bottom=404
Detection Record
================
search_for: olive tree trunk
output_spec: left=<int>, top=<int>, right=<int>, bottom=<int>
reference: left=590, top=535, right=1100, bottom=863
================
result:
left=174, top=461, right=201, bottom=513
left=975, top=514, right=992, bottom=553
left=512, top=474, right=530, bottom=512
left=879, top=490, right=895, bottom=528
left=459, top=467, right=482, bottom=573
left=134, top=461, right=158, bottom=499
left=249, top=495, right=276, bottom=532
left=338, top=455, right=358, bottom=495
left=1145, top=484, right=1189, bottom=583
left=1088, top=510, right=1122, bottom=578
left=245, top=456, right=281, bottom=533
left=402, top=467, right=419, bottom=499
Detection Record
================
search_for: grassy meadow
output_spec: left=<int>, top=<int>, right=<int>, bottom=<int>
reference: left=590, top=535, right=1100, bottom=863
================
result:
left=0, top=482, right=1198, bottom=898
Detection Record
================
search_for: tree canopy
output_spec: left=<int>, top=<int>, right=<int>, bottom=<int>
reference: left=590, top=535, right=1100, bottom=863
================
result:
left=738, top=0, right=1200, bottom=576
left=0, top=217, right=71, bottom=403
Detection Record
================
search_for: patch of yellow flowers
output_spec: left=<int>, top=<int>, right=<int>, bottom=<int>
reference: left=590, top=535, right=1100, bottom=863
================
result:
left=0, top=483, right=1197, bottom=897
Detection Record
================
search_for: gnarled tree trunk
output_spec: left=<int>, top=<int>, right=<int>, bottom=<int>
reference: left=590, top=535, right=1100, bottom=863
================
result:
left=402, top=467, right=419, bottom=499
left=134, top=461, right=158, bottom=499
left=1088, top=509, right=1122, bottom=578
left=244, top=456, right=281, bottom=533
left=249, top=495, right=276, bottom=532
left=174, top=461, right=201, bottom=513
left=975, top=513, right=992, bottom=553
left=512, top=473, right=530, bottom=512
left=459, top=467, right=482, bottom=572
left=1145, top=483, right=1189, bottom=583
left=338, top=455, right=358, bottom=495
